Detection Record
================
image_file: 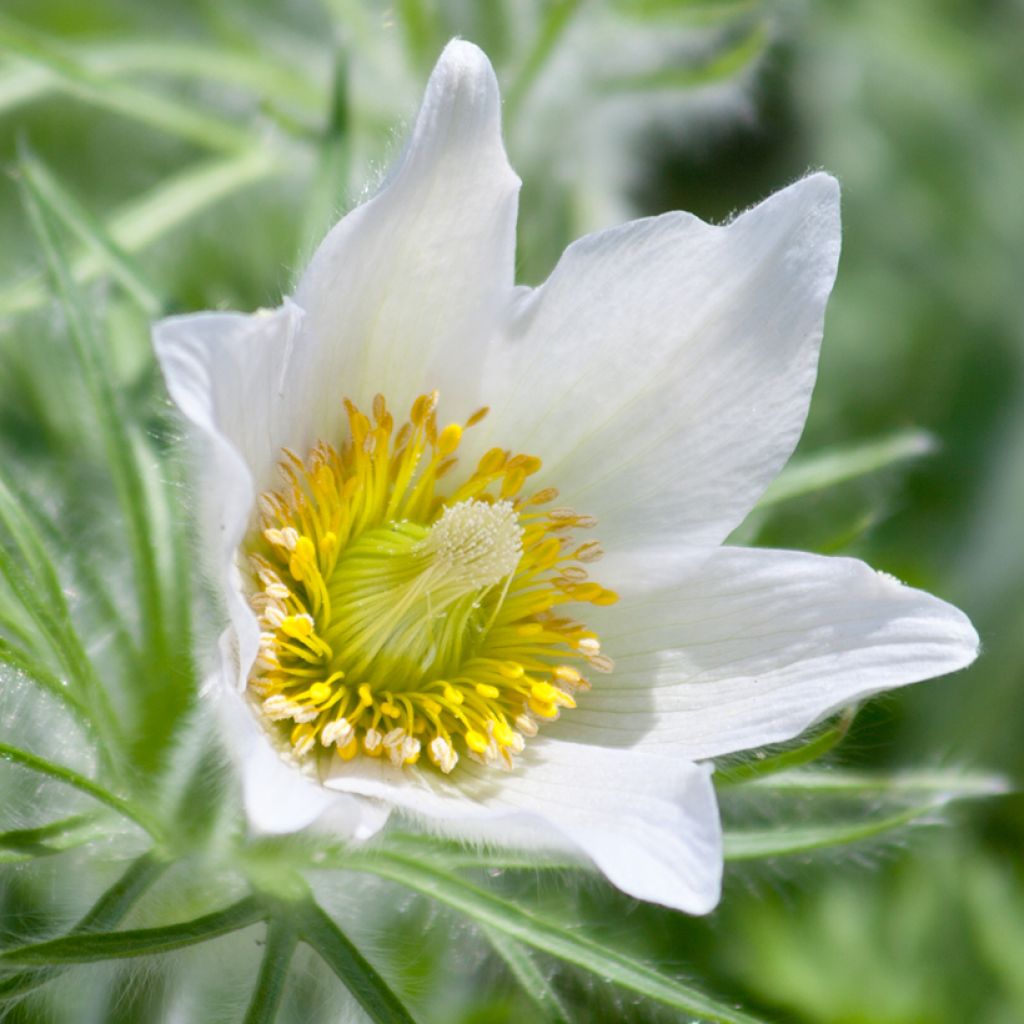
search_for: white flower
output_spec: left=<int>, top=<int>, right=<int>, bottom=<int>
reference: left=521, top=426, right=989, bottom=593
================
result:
left=154, top=41, right=978, bottom=914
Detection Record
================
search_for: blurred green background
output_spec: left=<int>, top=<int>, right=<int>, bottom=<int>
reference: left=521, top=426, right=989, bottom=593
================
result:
left=1, top=1, right=1021, bottom=1021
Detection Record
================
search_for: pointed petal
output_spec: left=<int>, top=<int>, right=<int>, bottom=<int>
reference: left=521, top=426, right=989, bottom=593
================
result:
left=477, top=173, right=840, bottom=548
left=559, top=547, right=979, bottom=760
left=290, top=39, right=521, bottom=446
left=154, top=303, right=306, bottom=687
left=324, top=741, right=722, bottom=913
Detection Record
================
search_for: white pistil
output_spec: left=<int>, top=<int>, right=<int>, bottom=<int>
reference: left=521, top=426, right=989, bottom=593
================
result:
left=421, top=499, right=523, bottom=592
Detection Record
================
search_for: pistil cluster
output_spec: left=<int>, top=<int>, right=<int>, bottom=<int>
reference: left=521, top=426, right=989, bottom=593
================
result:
left=246, top=392, right=616, bottom=775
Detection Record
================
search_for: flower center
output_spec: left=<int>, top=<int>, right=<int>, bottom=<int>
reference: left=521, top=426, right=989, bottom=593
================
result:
left=246, top=392, right=616, bottom=774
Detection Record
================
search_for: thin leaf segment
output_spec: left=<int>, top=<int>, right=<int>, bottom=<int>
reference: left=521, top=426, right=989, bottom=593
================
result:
left=247, top=392, right=617, bottom=775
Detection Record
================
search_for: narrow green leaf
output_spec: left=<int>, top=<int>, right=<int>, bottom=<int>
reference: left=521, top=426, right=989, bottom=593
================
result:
left=0, top=14, right=256, bottom=151
left=0, top=148, right=283, bottom=319
left=298, top=901, right=418, bottom=1024
left=746, top=768, right=1008, bottom=800
left=0, top=516, right=112, bottom=745
left=601, top=21, right=767, bottom=91
left=0, top=40, right=320, bottom=117
left=715, top=706, right=857, bottom=786
left=351, top=854, right=766, bottom=1024
left=0, top=636, right=89, bottom=718
left=482, top=924, right=572, bottom=1024
left=0, top=850, right=167, bottom=998
left=19, top=161, right=169, bottom=693
left=758, top=429, right=936, bottom=508
left=611, top=0, right=760, bottom=23
left=0, top=815, right=104, bottom=865
left=0, top=897, right=263, bottom=965
left=723, top=805, right=936, bottom=861
left=397, top=0, right=439, bottom=73
left=243, top=919, right=299, bottom=1024
left=77, top=851, right=170, bottom=931
left=0, top=473, right=69, bottom=614
left=506, top=0, right=584, bottom=121
left=0, top=476, right=142, bottom=678
left=298, top=51, right=350, bottom=266
left=0, top=742, right=159, bottom=837
left=19, top=147, right=164, bottom=316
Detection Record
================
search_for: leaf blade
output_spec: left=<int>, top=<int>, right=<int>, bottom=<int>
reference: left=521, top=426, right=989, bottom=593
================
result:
left=0, top=14, right=256, bottom=151
left=18, top=147, right=165, bottom=316
left=297, top=901, right=418, bottom=1024
left=0, top=742, right=158, bottom=836
left=350, top=854, right=766, bottom=1024
left=0, top=897, right=264, bottom=965
left=758, top=429, right=936, bottom=508
left=242, top=918, right=298, bottom=1024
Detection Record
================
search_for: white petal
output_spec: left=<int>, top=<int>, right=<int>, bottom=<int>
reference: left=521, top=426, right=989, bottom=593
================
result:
left=324, top=740, right=722, bottom=913
left=290, top=39, right=521, bottom=442
left=213, top=679, right=384, bottom=836
left=559, top=547, right=979, bottom=760
left=154, top=303, right=306, bottom=687
left=476, top=173, right=841, bottom=549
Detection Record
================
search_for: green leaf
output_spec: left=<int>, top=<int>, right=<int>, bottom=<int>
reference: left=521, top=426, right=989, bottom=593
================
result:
left=0, top=896, right=264, bottom=965
left=0, top=38, right=319, bottom=118
left=723, top=805, right=937, bottom=861
left=0, top=475, right=142, bottom=679
left=0, top=814, right=104, bottom=864
left=242, top=918, right=298, bottom=1024
left=0, top=635, right=89, bottom=718
left=297, top=901, right=418, bottom=1024
left=0, top=850, right=167, bottom=998
left=758, top=429, right=936, bottom=508
left=0, top=509, right=114, bottom=748
left=721, top=769, right=1006, bottom=860
left=0, top=147, right=283, bottom=319
left=19, top=159, right=173, bottom=759
left=611, top=0, right=761, bottom=24
left=715, top=706, right=857, bottom=786
left=505, top=0, right=584, bottom=122
left=396, top=0, right=440, bottom=74
left=600, top=21, right=768, bottom=91
left=482, top=924, right=573, bottom=1024
left=351, top=853, right=766, bottom=1024
left=76, top=851, right=170, bottom=932
left=18, top=147, right=164, bottom=316
left=0, top=14, right=257, bottom=151
left=0, top=742, right=159, bottom=837
left=0, top=473, right=69, bottom=615
left=298, top=51, right=351, bottom=267
left=745, top=768, right=1007, bottom=800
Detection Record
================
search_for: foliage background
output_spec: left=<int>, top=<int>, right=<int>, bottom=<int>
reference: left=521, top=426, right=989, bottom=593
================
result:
left=0, top=0, right=1021, bottom=1021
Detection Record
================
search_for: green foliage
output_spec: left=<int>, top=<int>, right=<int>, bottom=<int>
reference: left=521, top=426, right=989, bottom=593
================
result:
left=0, top=0, right=1017, bottom=1022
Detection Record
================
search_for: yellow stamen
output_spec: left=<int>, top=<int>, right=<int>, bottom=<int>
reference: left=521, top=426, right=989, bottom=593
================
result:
left=244, top=392, right=616, bottom=775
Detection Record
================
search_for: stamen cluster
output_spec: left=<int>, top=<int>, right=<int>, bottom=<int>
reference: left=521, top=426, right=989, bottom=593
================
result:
left=246, top=392, right=616, bottom=775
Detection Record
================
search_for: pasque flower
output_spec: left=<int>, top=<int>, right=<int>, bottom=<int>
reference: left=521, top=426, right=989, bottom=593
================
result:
left=155, top=41, right=978, bottom=913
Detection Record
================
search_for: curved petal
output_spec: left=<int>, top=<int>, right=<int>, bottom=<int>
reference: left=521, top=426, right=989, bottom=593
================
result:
left=324, top=741, right=722, bottom=913
left=154, top=303, right=306, bottom=687
left=476, top=173, right=841, bottom=549
left=213, top=676, right=387, bottom=837
left=290, top=39, right=521, bottom=448
left=556, top=547, right=979, bottom=760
